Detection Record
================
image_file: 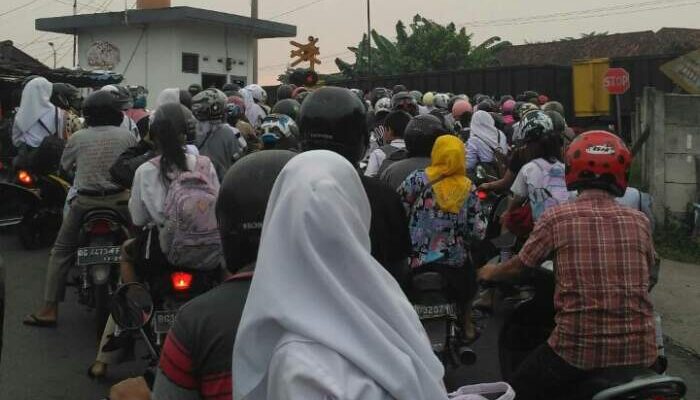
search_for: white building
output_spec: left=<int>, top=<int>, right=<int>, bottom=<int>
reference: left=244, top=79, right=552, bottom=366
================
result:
left=36, top=4, right=296, bottom=105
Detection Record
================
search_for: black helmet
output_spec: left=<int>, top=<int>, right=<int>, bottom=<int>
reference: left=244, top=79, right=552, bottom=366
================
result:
left=272, top=98, right=301, bottom=121
left=299, top=87, right=368, bottom=164
left=391, top=91, right=418, bottom=116
left=102, top=85, right=132, bottom=110
left=222, top=83, right=239, bottom=96
left=217, top=150, right=296, bottom=273
left=542, top=101, right=565, bottom=116
left=276, top=84, right=294, bottom=101
left=51, top=83, right=80, bottom=110
left=82, top=90, right=123, bottom=127
left=392, top=84, right=407, bottom=94
left=477, top=98, right=497, bottom=113
left=188, top=83, right=203, bottom=97
left=404, top=114, right=444, bottom=157
left=370, top=87, right=390, bottom=107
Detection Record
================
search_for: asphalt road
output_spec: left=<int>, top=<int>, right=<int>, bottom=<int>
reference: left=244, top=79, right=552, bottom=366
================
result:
left=1, top=228, right=699, bottom=399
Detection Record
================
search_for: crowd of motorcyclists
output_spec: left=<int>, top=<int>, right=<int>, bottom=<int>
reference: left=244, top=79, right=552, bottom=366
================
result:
left=0, top=75, right=673, bottom=400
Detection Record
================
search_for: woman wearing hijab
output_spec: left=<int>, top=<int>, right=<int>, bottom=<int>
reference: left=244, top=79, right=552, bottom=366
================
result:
left=232, top=150, right=447, bottom=400
left=12, top=76, right=66, bottom=168
left=398, top=135, right=485, bottom=339
left=466, top=110, right=508, bottom=175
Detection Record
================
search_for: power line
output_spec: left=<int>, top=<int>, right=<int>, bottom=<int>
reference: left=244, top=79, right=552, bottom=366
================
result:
left=267, top=0, right=327, bottom=21
left=0, top=0, right=44, bottom=17
left=457, top=0, right=700, bottom=28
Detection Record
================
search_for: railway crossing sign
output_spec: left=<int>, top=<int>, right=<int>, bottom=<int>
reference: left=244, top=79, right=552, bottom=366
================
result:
left=290, top=36, right=321, bottom=71
left=603, top=68, right=631, bottom=95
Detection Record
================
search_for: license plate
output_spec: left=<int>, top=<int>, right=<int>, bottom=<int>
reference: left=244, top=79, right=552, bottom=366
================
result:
left=153, top=310, right=178, bottom=334
left=414, top=303, right=457, bottom=319
left=76, top=246, right=121, bottom=265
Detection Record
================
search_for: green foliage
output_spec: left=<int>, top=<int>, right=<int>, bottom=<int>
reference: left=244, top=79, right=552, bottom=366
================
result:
left=559, top=31, right=609, bottom=41
left=335, top=14, right=511, bottom=78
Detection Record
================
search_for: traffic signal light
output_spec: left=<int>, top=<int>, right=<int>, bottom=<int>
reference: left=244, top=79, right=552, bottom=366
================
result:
left=289, top=68, right=318, bottom=87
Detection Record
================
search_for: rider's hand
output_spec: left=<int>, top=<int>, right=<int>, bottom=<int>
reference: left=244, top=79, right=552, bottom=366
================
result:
left=109, top=377, right=151, bottom=400
left=477, top=182, right=491, bottom=192
left=478, top=264, right=499, bottom=282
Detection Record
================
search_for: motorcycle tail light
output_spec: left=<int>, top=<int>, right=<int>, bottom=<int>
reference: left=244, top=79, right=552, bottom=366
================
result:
left=171, top=272, right=193, bottom=291
left=18, top=170, right=34, bottom=186
left=89, top=219, right=113, bottom=235
left=477, top=190, right=488, bottom=201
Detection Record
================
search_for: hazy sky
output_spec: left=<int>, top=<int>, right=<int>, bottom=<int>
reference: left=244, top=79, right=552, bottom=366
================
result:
left=3, top=0, right=700, bottom=85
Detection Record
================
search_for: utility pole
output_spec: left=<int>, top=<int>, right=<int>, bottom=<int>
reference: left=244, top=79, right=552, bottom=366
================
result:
left=72, top=0, right=77, bottom=67
left=366, top=0, right=371, bottom=78
left=48, top=42, right=57, bottom=69
left=251, top=0, right=258, bottom=83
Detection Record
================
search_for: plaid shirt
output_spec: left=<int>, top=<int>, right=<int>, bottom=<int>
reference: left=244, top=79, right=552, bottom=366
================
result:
left=519, top=190, right=657, bottom=370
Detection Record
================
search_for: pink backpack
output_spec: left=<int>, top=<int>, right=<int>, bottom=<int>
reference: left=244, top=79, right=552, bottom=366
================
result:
left=150, top=156, right=221, bottom=271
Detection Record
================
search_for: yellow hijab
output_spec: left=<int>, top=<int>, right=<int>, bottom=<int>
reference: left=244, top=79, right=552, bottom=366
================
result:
left=425, top=135, right=472, bottom=214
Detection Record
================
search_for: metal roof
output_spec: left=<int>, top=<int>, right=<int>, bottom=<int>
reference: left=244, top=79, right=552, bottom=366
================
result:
left=36, top=6, right=296, bottom=38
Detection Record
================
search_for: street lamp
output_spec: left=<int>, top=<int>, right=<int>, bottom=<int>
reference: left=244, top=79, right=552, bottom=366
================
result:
left=48, top=42, right=57, bottom=69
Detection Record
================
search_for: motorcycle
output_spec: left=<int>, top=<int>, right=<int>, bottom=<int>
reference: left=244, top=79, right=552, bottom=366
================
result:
left=0, top=168, right=68, bottom=249
left=147, top=267, right=220, bottom=347
left=74, top=208, right=129, bottom=340
left=411, top=271, right=476, bottom=373
left=455, top=259, right=687, bottom=399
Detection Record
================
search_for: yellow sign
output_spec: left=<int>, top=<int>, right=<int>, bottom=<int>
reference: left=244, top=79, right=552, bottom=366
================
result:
left=290, top=36, right=321, bottom=71
left=660, top=50, right=700, bottom=95
left=572, top=58, right=611, bottom=117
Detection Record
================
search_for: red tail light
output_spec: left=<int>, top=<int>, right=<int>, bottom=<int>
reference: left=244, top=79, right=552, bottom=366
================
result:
left=171, top=272, right=193, bottom=291
left=477, top=190, right=488, bottom=201
left=18, top=170, right=34, bottom=186
left=89, top=219, right=113, bottom=235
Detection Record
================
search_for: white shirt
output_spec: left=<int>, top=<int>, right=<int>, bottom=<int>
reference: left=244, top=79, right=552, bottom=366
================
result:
left=364, top=139, right=406, bottom=177
left=251, top=335, right=393, bottom=400
left=12, top=108, right=65, bottom=148
left=129, top=154, right=219, bottom=227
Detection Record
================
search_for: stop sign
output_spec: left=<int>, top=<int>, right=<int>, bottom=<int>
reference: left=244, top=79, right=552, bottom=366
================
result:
left=603, top=68, right=630, bottom=95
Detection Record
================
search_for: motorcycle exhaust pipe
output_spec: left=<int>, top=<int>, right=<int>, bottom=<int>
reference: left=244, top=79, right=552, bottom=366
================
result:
left=458, top=346, right=477, bottom=365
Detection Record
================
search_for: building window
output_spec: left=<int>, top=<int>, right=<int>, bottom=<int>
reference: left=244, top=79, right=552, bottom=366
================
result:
left=182, top=53, right=199, bottom=74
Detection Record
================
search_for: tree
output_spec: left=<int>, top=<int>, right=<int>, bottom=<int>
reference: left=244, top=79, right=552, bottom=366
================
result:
left=560, top=31, right=609, bottom=41
left=335, top=14, right=511, bottom=78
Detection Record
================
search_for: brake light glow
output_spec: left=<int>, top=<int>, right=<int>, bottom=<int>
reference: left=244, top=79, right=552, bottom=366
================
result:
left=171, top=272, right=193, bottom=291
left=18, top=170, right=34, bottom=186
left=89, top=220, right=113, bottom=235
left=477, top=190, right=488, bottom=201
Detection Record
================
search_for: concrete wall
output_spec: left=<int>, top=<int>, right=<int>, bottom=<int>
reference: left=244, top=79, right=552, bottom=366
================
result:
left=78, top=21, right=254, bottom=106
left=637, top=87, right=700, bottom=224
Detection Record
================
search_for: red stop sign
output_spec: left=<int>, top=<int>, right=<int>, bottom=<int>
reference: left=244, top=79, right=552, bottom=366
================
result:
left=603, top=68, right=630, bottom=95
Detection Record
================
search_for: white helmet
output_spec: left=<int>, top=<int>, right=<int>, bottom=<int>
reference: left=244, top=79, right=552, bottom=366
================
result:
left=375, top=97, right=392, bottom=114
left=433, top=93, right=450, bottom=110
left=245, top=84, right=266, bottom=103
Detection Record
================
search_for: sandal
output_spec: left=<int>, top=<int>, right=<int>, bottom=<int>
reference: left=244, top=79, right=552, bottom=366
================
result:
left=23, top=314, right=57, bottom=328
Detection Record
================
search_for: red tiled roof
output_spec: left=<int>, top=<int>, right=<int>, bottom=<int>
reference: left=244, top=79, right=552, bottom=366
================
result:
left=495, top=28, right=700, bottom=66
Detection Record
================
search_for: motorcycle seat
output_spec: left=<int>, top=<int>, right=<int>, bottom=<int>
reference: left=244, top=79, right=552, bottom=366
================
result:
left=81, top=208, right=127, bottom=225
left=412, top=272, right=446, bottom=292
left=578, top=366, right=657, bottom=393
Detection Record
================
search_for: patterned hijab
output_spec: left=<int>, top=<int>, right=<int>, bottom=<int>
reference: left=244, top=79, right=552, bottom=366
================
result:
left=425, top=135, right=472, bottom=213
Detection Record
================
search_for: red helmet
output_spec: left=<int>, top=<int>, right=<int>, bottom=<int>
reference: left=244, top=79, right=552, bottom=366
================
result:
left=565, top=130, right=631, bottom=196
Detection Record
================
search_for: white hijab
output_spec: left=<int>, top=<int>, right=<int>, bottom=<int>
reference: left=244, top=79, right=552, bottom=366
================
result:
left=149, top=88, right=181, bottom=123
left=470, top=110, right=507, bottom=153
left=232, top=150, right=446, bottom=400
left=15, top=77, right=55, bottom=133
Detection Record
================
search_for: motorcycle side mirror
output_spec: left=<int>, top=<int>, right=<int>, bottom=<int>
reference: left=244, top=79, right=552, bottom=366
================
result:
left=110, top=283, right=154, bottom=331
